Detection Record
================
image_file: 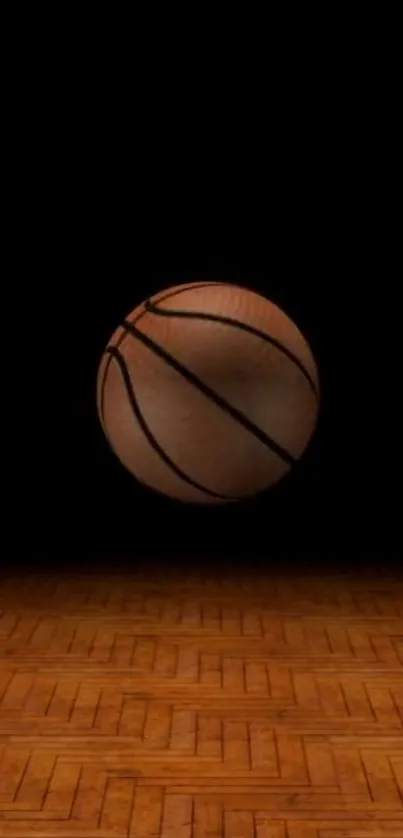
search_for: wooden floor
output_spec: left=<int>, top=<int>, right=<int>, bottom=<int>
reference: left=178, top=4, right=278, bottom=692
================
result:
left=0, top=567, right=402, bottom=837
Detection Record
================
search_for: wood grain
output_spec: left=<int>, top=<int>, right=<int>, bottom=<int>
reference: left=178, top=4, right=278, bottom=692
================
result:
left=0, top=568, right=402, bottom=836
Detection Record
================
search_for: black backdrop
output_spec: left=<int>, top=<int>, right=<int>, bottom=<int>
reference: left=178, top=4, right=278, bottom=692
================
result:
left=3, top=247, right=400, bottom=573
left=2, top=24, right=400, bottom=577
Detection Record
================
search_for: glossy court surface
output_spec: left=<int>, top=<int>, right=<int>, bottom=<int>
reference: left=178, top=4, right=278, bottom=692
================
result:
left=0, top=567, right=402, bottom=837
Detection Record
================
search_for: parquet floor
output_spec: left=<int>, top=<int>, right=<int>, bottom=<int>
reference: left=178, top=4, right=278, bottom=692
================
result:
left=0, top=567, right=402, bottom=837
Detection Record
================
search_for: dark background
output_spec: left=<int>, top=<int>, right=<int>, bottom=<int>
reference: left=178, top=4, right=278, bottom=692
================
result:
left=3, top=18, right=399, bottom=575
left=3, top=37, right=399, bottom=573
left=3, top=244, right=400, bottom=574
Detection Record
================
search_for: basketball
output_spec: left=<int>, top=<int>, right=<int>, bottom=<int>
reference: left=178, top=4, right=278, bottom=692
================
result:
left=96, top=281, right=320, bottom=503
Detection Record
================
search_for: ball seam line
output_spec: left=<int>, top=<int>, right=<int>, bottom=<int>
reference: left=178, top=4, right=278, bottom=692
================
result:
left=105, top=345, right=243, bottom=501
left=98, top=283, right=230, bottom=425
left=145, top=298, right=319, bottom=399
left=122, top=318, right=297, bottom=468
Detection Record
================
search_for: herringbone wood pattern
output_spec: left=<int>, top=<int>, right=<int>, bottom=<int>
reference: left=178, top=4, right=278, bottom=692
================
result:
left=0, top=568, right=402, bottom=837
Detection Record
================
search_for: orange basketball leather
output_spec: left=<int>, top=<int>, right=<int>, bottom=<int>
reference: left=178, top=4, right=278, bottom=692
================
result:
left=97, top=282, right=320, bottom=503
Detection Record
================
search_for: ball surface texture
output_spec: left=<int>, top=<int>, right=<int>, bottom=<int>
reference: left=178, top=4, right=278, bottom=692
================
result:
left=97, top=281, right=320, bottom=503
